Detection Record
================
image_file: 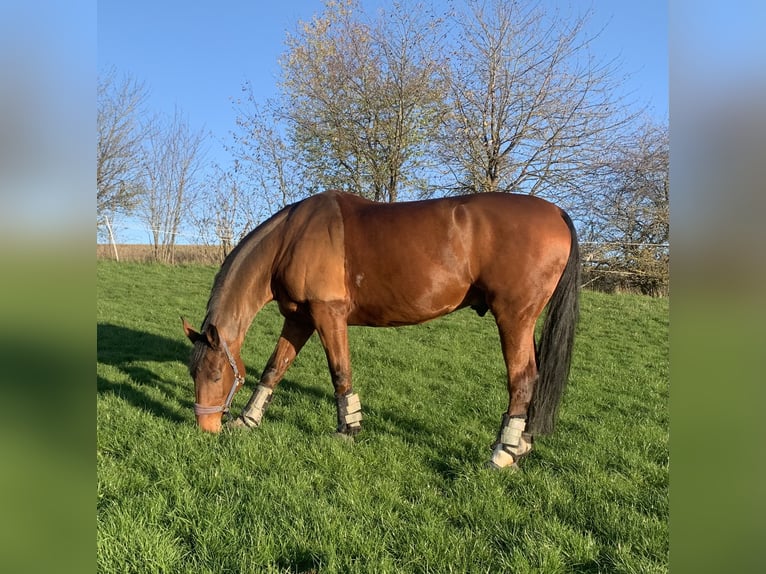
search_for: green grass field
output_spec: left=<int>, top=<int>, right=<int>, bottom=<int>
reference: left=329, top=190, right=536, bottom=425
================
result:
left=97, top=261, right=668, bottom=573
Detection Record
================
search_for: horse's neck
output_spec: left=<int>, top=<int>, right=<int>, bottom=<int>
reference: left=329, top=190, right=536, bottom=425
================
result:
left=206, top=239, right=277, bottom=349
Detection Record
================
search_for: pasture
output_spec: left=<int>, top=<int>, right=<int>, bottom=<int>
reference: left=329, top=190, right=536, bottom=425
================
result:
left=97, top=261, right=668, bottom=573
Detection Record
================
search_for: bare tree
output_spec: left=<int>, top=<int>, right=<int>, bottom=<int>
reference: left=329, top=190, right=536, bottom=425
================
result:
left=437, top=0, right=633, bottom=202
left=97, top=69, right=150, bottom=231
left=230, top=92, right=303, bottom=214
left=582, top=119, right=669, bottom=295
left=193, top=165, right=260, bottom=262
left=138, top=109, right=206, bottom=264
left=277, top=0, right=445, bottom=202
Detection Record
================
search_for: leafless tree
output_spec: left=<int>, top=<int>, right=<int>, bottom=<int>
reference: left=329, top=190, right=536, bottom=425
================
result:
left=436, top=0, right=633, bottom=204
left=97, top=69, right=150, bottom=232
left=137, top=109, right=206, bottom=264
left=582, top=119, right=669, bottom=294
left=230, top=92, right=303, bottom=214
left=192, top=165, right=261, bottom=262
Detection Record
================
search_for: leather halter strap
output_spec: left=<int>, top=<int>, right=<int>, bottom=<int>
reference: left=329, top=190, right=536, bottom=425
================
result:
left=193, top=337, right=245, bottom=416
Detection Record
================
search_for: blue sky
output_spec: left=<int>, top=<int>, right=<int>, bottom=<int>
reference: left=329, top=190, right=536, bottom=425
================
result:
left=98, top=0, right=668, bottom=242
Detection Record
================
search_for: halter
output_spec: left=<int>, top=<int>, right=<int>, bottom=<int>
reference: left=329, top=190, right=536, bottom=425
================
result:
left=193, top=337, right=245, bottom=417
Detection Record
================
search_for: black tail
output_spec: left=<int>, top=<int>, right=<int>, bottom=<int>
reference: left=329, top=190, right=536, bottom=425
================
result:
left=527, top=210, right=580, bottom=435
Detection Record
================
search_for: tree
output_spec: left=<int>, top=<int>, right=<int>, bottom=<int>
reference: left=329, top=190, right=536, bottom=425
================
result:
left=582, top=120, right=669, bottom=295
left=97, top=69, right=150, bottom=232
left=436, top=0, right=633, bottom=203
left=277, top=0, right=445, bottom=202
left=192, top=165, right=262, bottom=262
left=230, top=92, right=304, bottom=215
left=232, top=0, right=644, bottom=241
left=137, top=109, right=206, bottom=264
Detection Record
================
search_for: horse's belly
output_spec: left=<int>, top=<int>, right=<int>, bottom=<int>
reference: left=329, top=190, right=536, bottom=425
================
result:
left=346, top=270, right=472, bottom=327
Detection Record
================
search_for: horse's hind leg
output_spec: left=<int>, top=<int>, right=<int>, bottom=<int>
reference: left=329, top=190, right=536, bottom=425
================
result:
left=311, top=302, right=363, bottom=438
left=229, top=318, right=314, bottom=429
left=488, top=313, right=538, bottom=469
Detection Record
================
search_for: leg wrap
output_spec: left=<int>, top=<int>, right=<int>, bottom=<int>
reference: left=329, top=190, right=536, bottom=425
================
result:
left=236, top=384, right=273, bottom=428
left=489, top=415, right=533, bottom=469
left=336, top=391, right=362, bottom=435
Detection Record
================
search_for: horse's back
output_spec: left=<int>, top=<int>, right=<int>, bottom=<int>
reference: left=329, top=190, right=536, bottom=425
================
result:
left=332, top=192, right=573, bottom=325
left=336, top=191, right=572, bottom=275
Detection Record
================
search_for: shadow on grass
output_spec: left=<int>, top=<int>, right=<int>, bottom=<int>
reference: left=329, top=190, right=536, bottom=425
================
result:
left=277, top=377, right=331, bottom=403
left=97, top=323, right=194, bottom=423
left=371, top=405, right=491, bottom=478
left=260, top=375, right=493, bottom=477
left=275, top=548, right=324, bottom=574
left=98, top=323, right=335, bottom=428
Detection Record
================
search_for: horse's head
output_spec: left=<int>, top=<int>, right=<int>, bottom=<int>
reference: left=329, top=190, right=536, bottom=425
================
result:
left=182, top=317, right=245, bottom=433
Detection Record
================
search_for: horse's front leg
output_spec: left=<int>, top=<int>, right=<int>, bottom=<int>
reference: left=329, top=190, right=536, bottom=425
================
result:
left=311, top=301, right=362, bottom=438
left=229, top=318, right=314, bottom=429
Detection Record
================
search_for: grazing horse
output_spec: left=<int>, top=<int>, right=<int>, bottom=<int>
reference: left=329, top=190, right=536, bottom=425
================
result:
left=182, top=190, right=579, bottom=469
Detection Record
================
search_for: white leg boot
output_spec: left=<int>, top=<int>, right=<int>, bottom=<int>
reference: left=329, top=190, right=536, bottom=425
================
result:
left=228, top=384, right=273, bottom=429
left=489, top=415, right=533, bottom=469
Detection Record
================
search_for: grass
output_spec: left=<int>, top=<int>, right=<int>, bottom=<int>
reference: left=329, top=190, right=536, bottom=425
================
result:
left=97, top=261, right=668, bottom=573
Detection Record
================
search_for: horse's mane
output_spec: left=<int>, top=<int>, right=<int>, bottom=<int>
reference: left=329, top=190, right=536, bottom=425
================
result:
left=189, top=202, right=298, bottom=375
left=202, top=203, right=296, bottom=327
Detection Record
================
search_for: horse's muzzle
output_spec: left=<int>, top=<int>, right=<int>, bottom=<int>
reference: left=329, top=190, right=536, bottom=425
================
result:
left=196, top=413, right=223, bottom=433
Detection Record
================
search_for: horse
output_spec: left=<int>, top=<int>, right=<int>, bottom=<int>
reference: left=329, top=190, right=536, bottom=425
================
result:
left=182, top=190, right=579, bottom=469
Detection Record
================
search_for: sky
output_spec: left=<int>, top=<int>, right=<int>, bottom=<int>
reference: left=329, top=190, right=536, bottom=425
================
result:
left=98, top=0, right=668, bottom=243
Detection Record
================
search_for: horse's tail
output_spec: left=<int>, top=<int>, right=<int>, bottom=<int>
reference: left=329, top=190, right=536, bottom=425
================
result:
left=527, top=209, right=581, bottom=435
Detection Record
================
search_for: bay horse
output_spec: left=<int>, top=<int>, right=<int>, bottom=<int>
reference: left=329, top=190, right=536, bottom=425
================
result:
left=182, top=190, right=579, bottom=469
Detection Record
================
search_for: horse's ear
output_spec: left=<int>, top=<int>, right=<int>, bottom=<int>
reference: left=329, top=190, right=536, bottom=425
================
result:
left=181, top=316, right=202, bottom=343
left=205, top=323, right=221, bottom=351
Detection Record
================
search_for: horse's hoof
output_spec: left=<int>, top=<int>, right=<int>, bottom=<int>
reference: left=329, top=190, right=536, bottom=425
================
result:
left=485, top=460, right=521, bottom=471
left=226, top=416, right=256, bottom=430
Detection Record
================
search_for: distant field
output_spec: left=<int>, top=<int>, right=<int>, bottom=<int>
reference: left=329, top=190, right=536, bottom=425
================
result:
left=97, top=261, right=668, bottom=573
left=97, top=244, right=224, bottom=265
